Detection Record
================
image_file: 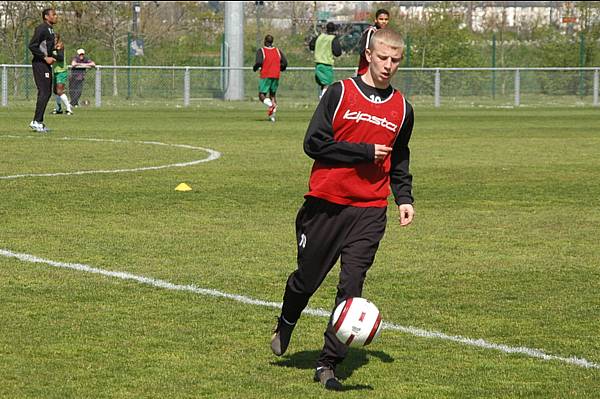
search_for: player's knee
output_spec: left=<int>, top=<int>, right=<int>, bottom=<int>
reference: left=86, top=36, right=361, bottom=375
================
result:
left=288, top=271, right=320, bottom=296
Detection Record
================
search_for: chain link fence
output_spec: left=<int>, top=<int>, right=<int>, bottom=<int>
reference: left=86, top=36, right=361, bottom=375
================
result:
left=2, top=65, right=599, bottom=108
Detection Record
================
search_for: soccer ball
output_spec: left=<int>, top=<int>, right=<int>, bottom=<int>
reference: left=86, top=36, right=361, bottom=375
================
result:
left=331, top=297, right=383, bottom=346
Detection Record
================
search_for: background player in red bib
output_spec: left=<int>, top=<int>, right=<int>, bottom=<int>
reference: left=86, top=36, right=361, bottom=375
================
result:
left=356, top=9, right=390, bottom=76
left=253, top=34, right=287, bottom=122
left=271, top=28, right=414, bottom=390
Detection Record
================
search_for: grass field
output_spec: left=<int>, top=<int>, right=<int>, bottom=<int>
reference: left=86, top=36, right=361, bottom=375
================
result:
left=1, top=102, right=599, bottom=398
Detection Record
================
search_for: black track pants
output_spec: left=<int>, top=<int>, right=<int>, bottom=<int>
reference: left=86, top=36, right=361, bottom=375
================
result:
left=32, top=61, right=53, bottom=123
left=281, top=196, right=387, bottom=370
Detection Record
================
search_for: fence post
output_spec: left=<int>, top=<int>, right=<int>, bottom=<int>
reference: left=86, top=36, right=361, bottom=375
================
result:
left=514, top=69, right=520, bottom=107
left=434, top=68, right=440, bottom=107
left=24, top=31, right=30, bottom=100
left=405, top=35, right=411, bottom=68
left=184, top=67, right=190, bottom=107
left=1, top=66, right=7, bottom=106
left=491, top=33, right=496, bottom=99
left=95, top=67, right=102, bottom=107
left=593, top=69, right=599, bottom=107
left=579, top=32, right=585, bottom=97
left=127, top=33, right=132, bottom=99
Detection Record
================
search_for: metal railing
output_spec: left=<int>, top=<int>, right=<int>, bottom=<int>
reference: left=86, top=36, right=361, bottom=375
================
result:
left=2, top=64, right=599, bottom=108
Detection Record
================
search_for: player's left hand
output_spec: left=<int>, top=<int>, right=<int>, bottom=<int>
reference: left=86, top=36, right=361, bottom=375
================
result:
left=398, top=204, right=414, bottom=226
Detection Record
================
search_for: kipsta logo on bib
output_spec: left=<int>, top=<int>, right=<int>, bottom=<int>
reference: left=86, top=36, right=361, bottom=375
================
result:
left=342, top=109, right=398, bottom=132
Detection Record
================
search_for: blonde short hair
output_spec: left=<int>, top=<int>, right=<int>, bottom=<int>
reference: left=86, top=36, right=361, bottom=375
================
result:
left=368, top=28, right=405, bottom=54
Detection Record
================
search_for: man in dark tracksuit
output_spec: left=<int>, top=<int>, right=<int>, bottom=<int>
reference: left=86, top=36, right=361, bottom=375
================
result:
left=28, top=8, right=58, bottom=133
left=271, top=29, right=415, bottom=391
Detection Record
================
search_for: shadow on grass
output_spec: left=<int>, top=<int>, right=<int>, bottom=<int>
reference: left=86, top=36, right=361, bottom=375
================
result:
left=271, top=348, right=394, bottom=391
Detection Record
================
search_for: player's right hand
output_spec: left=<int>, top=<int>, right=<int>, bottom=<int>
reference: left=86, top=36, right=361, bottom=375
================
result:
left=45, top=57, right=56, bottom=65
left=373, top=144, right=392, bottom=161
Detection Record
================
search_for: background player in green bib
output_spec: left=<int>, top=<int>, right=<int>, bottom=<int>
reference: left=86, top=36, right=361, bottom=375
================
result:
left=51, top=33, right=73, bottom=115
left=309, top=22, right=342, bottom=99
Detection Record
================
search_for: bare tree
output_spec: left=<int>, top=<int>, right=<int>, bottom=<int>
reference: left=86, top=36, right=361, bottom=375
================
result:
left=52, top=1, right=130, bottom=95
left=138, top=2, right=186, bottom=49
left=0, top=1, right=38, bottom=61
left=0, top=1, right=39, bottom=97
left=89, top=2, right=130, bottom=96
left=60, top=1, right=95, bottom=45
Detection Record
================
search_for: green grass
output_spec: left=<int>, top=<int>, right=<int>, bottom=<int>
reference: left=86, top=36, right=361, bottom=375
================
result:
left=1, top=103, right=599, bottom=398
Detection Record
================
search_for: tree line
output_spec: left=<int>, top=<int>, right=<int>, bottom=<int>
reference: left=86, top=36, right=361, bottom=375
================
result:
left=1, top=1, right=598, bottom=68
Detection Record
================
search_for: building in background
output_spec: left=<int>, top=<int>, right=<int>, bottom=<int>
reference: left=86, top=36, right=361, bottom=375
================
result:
left=253, top=1, right=597, bottom=33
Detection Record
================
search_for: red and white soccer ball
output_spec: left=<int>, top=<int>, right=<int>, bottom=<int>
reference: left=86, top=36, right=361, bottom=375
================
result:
left=331, top=297, right=383, bottom=346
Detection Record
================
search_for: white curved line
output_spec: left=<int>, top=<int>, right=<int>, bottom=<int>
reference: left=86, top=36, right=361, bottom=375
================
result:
left=0, top=135, right=220, bottom=180
left=0, top=247, right=598, bottom=370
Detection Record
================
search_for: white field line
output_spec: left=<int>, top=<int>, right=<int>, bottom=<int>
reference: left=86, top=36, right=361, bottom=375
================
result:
left=1, top=248, right=598, bottom=370
left=0, top=136, right=221, bottom=180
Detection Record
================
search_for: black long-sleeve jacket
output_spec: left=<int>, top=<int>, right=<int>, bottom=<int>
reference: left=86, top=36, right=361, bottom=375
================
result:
left=29, top=22, right=55, bottom=63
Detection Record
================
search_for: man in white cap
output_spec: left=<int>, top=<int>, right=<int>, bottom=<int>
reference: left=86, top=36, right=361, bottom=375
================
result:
left=69, top=48, right=95, bottom=107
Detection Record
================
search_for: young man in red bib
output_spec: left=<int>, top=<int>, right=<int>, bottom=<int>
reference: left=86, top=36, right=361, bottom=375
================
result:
left=271, top=28, right=414, bottom=390
left=253, top=34, right=287, bottom=122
